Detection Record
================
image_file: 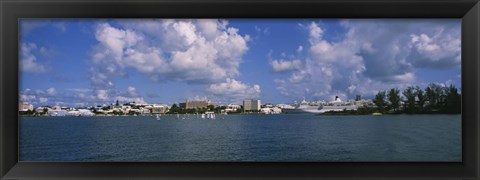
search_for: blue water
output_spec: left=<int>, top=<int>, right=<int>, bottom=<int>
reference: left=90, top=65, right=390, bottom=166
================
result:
left=19, top=114, right=461, bottom=161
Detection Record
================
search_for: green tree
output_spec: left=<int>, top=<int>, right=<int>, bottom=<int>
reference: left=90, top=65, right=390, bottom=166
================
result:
left=387, top=88, right=401, bottom=112
left=115, top=100, right=120, bottom=106
left=443, top=84, right=461, bottom=114
left=373, top=91, right=387, bottom=113
left=425, top=83, right=446, bottom=111
left=207, top=105, right=215, bottom=111
left=167, top=104, right=181, bottom=114
left=402, top=86, right=417, bottom=114
left=416, top=87, right=426, bottom=113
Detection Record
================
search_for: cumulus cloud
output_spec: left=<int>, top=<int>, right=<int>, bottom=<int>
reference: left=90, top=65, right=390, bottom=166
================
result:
left=89, top=19, right=250, bottom=88
left=409, top=27, right=461, bottom=68
left=274, top=20, right=460, bottom=101
left=115, top=96, right=147, bottom=104
left=207, top=78, right=261, bottom=103
left=20, top=43, right=48, bottom=73
left=270, top=59, right=302, bottom=72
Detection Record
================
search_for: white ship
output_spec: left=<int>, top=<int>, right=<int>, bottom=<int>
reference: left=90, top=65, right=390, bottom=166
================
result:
left=282, top=99, right=323, bottom=114
left=283, top=96, right=358, bottom=114
left=318, top=96, right=358, bottom=113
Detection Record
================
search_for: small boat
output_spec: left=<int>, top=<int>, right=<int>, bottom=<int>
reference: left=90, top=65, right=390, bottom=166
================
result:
left=156, top=114, right=161, bottom=120
left=372, top=112, right=382, bottom=116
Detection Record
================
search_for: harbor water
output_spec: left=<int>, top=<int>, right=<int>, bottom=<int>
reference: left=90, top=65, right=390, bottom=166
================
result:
left=19, top=114, right=461, bottom=161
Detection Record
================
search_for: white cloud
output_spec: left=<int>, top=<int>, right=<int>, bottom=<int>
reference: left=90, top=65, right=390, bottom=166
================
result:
left=115, top=96, right=147, bottom=104
left=308, top=22, right=323, bottom=44
left=297, top=46, right=303, bottom=53
left=47, top=88, right=56, bottom=96
left=270, top=59, right=302, bottom=72
left=20, top=43, right=48, bottom=73
left=39, top=97, right=48, bottom=103
left=127, top=86, right=137, bottom=96
left=96, top=90, right=109, bottom=101
left=392, top=72, right=415, bottom=82
left=274, top=20, right=459, bottom=101
left=89, top=19, right=250, bottom=87
left=409, top=27, right=461, bottom=68
left=207, top=78, right=261, bottom=103
left=20, top=95, right=36, bottom=102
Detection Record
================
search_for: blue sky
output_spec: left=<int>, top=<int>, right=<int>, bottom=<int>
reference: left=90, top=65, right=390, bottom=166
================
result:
left=19, top=19, right=461, bottom=107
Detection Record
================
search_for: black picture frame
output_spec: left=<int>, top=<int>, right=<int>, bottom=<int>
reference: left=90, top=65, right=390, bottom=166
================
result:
left=1, top=0, right=479, bottom=179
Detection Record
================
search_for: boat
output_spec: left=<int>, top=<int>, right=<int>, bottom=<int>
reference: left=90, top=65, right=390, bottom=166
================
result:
left=318, top=96, right=359, bottom=113
left=282, top=98, right=323, bottom=114
left=156, top=114, right=161, bottom=120
left=204, top=112, right=215, bottom=119
left=283, top=96, right=358, bottom=114
left=372, top=112, right=382, bottom=116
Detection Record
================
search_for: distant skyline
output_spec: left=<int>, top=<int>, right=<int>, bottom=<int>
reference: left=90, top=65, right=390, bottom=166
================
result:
left=19, top=19, right=461, bottom=107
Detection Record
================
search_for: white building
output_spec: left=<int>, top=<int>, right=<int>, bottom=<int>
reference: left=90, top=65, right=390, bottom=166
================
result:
left=19, top=102, right=33, bottom=111
left=151, top=104, right=168, bottom=114
left=260, top=107, right=282, bottom=114
left=243, top=100, right=261, bottom=113
left=225, top=104, right=241, bottom=112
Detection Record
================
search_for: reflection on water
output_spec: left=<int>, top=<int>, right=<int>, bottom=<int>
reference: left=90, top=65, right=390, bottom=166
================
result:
left=19, top=114, right=461, bottom=161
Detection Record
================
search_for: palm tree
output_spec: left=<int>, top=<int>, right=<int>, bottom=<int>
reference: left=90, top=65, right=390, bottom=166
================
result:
left=402, top=86, right=417, bottom=114
left=387, top=88, right=401, bottom=112
left=373, top=91, right=386, bottom=113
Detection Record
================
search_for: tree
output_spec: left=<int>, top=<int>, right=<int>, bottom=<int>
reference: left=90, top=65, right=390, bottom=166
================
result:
left=373, top=91, right=387, bottom=113
left=402, top=86, right=417, bottom=113
left=115, top=100, right=120, bottom=107
left=167, top=104, right=181, bottom=114
left=443, top=84, right=461, bottom=114
left=416, top=87, right=426, bottom=113
left=387, top=88, right=401, bottom=112
left=207, top=105, right=215, bottom=111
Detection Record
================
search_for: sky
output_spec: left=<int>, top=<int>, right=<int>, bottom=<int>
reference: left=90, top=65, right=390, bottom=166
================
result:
left=19, top=19, right=461, bottom=107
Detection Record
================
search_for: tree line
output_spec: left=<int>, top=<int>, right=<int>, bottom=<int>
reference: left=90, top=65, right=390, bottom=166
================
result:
left=373, top=83, right=461, bottom=114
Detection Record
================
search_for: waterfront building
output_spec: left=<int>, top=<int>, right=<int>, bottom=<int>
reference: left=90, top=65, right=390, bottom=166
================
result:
left=35, top=107, right=47, bottom=113
left=19, top=102, right=33, bottom=111
left=261, top=107, right=283, bottom=114
left=141, top=108, right=151, bottom=114
left=52, top=106, right=62, bottom=111
left=243, top=100, right=261, bottom=113
left=225, top=104, right=242, bottom=112
left=48, top=109, right=67, bottom=116
left=151, top=104, right=168, bottom=114
left=263, top=103, right=274, bottom=108
left=180, top=100, right=216, bottom=109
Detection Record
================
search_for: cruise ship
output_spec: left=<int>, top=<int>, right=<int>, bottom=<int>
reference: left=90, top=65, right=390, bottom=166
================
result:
left=282, top=96, right=358, bottom=114
left=282, top=98, right=323, bottom=114
left=318, top=96, right=359, bottom=113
